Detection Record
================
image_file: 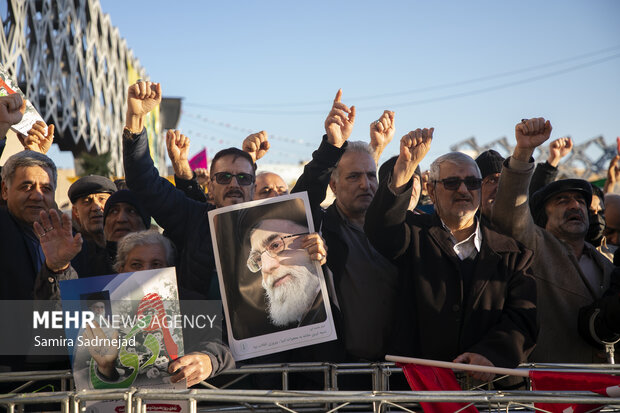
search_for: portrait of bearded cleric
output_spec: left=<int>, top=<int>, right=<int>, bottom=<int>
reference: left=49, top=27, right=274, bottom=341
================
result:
left=209, top=194, right=333, bottom=351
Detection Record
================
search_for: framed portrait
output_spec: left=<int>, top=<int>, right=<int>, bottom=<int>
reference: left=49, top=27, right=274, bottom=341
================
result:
left=209, top=192, right=337, bottom=360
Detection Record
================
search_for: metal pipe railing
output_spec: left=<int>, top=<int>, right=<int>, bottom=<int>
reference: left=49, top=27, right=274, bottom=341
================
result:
left=1, top=389, right=620, bottom=406
left=1, top=363, right=619, bottom=413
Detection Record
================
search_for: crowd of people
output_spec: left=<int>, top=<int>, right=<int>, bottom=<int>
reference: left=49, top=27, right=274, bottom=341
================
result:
left=0, top=81, right=619, bottom=388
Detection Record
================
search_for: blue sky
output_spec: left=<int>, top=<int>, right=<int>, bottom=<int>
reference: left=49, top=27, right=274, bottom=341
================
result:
left=52, top=0, right=620, bottom=170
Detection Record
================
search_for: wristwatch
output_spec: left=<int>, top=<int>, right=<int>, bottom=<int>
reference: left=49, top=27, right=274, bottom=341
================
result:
left=123, top=126, right=140, bottom=140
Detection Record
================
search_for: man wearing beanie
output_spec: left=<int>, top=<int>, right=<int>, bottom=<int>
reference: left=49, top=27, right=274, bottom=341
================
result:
left=103, top=190, right=151, bottom=242
left=474, top=149, right=504, bottom=219
left=34, top=189, right=151, bottom=299
left=491, top=117, right=615, bottom=363
left=67, top=175, right=117, bottom=247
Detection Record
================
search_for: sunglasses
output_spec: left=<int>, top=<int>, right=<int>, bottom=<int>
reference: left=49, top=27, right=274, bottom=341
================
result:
left=434, top=176, right=482, bottom=191
left=212, top=172, right=255, bottom=186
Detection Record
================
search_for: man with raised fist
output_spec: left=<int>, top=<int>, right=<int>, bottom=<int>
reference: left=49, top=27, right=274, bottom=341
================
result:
left=365, top=128, right=537, bottom=382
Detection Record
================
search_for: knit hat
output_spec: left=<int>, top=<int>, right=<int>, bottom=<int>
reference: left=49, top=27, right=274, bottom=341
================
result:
left=103, top=190, right=151, bottom=229
left=475, top=150, right=505, bottom=179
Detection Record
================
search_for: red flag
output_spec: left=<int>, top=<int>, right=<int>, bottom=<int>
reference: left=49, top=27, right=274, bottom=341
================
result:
left=397, top=363, right=479, bottom=413
left=529, top=370, right=620, bottom=413
left=189, top=148, right=208, bottom=170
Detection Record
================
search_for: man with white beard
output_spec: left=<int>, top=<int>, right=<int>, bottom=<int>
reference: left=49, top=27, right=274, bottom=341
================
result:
left=88, top=298, right=107, bottom=324
left=247, top=218, right=327, bottom=327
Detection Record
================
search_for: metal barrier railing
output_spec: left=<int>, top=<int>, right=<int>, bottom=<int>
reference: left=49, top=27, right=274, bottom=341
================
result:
left=2, top=388, right=620, bottom=413
left=1, top=363, right=619, bottom=413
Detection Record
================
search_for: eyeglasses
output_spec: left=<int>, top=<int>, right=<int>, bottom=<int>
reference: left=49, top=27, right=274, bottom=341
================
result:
left=212, top=172, right=255, bottom=186
left=247, top=232, right=309, bottom=273
left=434, top=177, right=482, bottom=191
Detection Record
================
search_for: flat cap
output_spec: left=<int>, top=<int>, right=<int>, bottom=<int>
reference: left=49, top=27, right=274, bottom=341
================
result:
left=68, top=175, right=116, bottom=204
left=530, top=178, right=592, bottom=214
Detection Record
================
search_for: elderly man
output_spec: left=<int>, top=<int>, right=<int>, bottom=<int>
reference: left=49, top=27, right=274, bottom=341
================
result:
left=0, top=149, right=77, bottom=378
left=122, top=81, right=258, bottom=299
left=246, top=217, right=326, bottom=327
left=491, top=117, right=615, bottom=363
left=88, top=299, right=106, bottom=319
left=365, top=129, right=537, bottom=381
left=290, top=90, right=399, bottom=362
left=67, top=175, right=117, bottom=247
left=103, top=190, right=150, bottom=242
left=33, top=189, right=151, bottom=300
left=254, top=172, right=289, bottom=199
left=0, top=150, right=57, bottom=300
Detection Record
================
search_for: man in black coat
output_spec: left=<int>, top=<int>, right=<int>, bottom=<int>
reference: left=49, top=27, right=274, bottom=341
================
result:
left=364, top=129, right=537, bottom=382
left=291, top=90, right=399, bottom=362
left=1, top=150, right=58, bottom=300
left=121, top=81, right=257, bottom=300
left=0, top=149, right=69, bottom=375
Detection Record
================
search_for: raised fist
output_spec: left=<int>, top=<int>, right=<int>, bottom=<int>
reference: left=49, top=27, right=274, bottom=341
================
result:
left=515, top=117, right=552, bottom=150
left=547, top=137, right=573, bottom=167
left=126, top=81, right=162, bottom=119
left=242, top=131, right=269, bottom=163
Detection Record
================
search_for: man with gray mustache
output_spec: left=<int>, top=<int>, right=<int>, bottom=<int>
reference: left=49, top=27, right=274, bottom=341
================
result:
left=491, top=117, right=615, bottom=363
left=365, top=128, right=537, bottom=382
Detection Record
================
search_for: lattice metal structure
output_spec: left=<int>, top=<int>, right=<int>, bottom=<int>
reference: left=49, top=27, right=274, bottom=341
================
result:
left=451, top=136, right=616, bottom=180
left=0, top=0, right=166, bottom=175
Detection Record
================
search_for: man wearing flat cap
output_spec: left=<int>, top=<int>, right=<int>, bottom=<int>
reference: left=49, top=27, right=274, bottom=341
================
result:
left=68, top=175, right=117, bottom=247
left=491, top=117, right=616, bottom=363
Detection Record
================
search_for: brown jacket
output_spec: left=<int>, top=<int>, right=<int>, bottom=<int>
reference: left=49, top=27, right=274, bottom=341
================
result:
left=492, top=157, right=615, bottom=363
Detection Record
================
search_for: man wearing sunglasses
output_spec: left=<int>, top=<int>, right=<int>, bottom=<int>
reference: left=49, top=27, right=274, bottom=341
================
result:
left=166, top=128, right=262, bottom=207
left=121, top=81, right=256, bottom=299
left=365, top=128, right=537, bottom=383
left=491, top=117, right=614, bottom=364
